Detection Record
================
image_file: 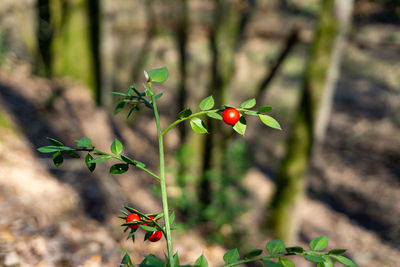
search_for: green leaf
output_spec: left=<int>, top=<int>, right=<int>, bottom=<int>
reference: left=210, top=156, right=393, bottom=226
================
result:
left=169, top=211, right=175, bottom=225
left=121, top=253, right=133, bottom=267
left=331, top=255, right=358, bottom=267
left=152, top=92, right=163, bottom=102
left=244, top=249, right=263, bottom=259
left=46, top=137, right=63, bottom=146
left=111, top=138, right=123, bottom=155
left=110, top=163, right=129, bottom=174
left=89, top=156, right=111, bottom=163
left=286, top=246, right=304, bottom=253
left=140, top=254, right=165, bottom=267
left=115, top=100, right=126, bottom=114
left=328, top=249, right=347, bottom=255
left=199, top=95, right=215, bottom=111
left=111, top=91, right=128, bottom=97
left=52, top=151, right=63, bottom=167
left=85, top=153, right=96, bottom=172
left=233, top=116, right=246, bottom=135
left=148, top=67, right=168, bottom=83
left=258, top=114, right=282, bottom=130
left=133, top=160, right=146, bottom=168
left=127, top=105, right=138, bottom=118
left=244, top=110, right=258, bottom=116
left=240, top=98, right=256, bottom=109
left=310, top=235, right=328, bottom=251
left=305, top=254, right=325, bottom=263
left=262, top=259, right=284, bottom=267
left=140, top=225, right=159, bottom=232
left=66, top=151, right=80, bottom=158
left=223, top=248, right=240, bottom=264
left=121, top=155, right=135, bottom=164
left=206, top=112, right=222, bottom=120
left=167, top=253, right=180, bottom=267
left=266, top=239, right=285, bottom=255
left=258, top=106, right=272, bottom=113
left=194, top=254, right=208, bottom=267
left=178, top=108, right=192, bottom=118
left=37, top=146, right=75, bottom=153
left=75, top=137, right=92, bottom=148
left=190, top=118, right=208, bottom=134
left=279, top=258, right=295, bottom=267
left=318, top=256, right=334, bottom=267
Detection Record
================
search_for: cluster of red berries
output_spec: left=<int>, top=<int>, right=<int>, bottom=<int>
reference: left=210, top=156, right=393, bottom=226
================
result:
left=125, top=213, right=163, bottom=242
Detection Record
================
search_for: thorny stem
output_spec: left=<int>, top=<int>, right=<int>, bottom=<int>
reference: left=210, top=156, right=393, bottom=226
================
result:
left=149, top=82, right=175, bottom=267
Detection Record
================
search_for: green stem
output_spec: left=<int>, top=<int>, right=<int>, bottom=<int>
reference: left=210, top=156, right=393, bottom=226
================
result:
left=161, top=108, right=222, bottom=136
left=150, top=83, right=175, bottom=267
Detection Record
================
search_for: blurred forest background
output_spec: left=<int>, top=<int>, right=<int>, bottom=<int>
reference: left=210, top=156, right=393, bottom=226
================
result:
left=0, top=0, right=399, bottom=266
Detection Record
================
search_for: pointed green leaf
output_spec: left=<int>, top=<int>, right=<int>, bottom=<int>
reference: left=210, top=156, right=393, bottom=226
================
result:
left=244, top=110, right=258, bottom=116
left=279, top=258, right=294, bottom=267
left=66, top=151, right=80, bottom=158
left=133, top=160, right=146, bottom=168
left=199, top=96, right=215, bottom=111
left=112, top=91, right=128, bottom=97
left=258, top=106, right=272, bottom=113
left=318, top=256, right=334, bottom=267
left=153, top=93, right=163, bottom=102
left=244, top=249, right=263, bottom=259
left=266, top=239, right=285, bottom=255
left=121, top=155, right=135, bottom=164
left=127, top=105, right=138, bottom=118
left=223, top=248, right=240, bottom=264
left=258, top=114, right=281, bottom=130
left=115, top=100, right=126, bottom=114
left=89, top=156, right=111, bottom=163
left=190, top=118, right=208, bottom=134
left=75, top=137, right=92, bottom=148
left=286, top=247, right=304, bottom=253
left=206, top=112, right=222, bottom=120
left=148, top=67, right=168, bottom=83
left=46, top=137, right=63, bottom=146
left=262, top=259, right=284, bottom=267
left=110, top=163, right=129, bottom=174
left=240, top=98, right=256, bottom=109
left=140, top=225, right=159, bottom=232
left=331, top=255, right=358, bottom=267
left=305, top=254, right=325, bottom=263
left=328, top=249, right=346, bottom=255
left=169, top=211, right=175, bottom=225
left=141, top=254, right=165, bottom=267
left=310, top=235, right=328, bottom=251
left=85, top=153, right=96, bottom=172
left=52, top=151, right=63, bottom=167
left=111, top=138, right=123, bottom=155
left=178, top=108, right=192, bottom=118
left=37, top=146, right=75, bottom=153
left=194, top=254, right=208, bottom=267
left=233, top=116, right=246, bottom=135
left=121, top=253, right=133, bottom=267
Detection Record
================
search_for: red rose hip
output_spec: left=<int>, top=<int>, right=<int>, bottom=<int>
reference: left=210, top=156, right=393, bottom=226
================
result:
left=222, top=108, right=240, bottom=125
left=126, top=213, right=141, bottom=229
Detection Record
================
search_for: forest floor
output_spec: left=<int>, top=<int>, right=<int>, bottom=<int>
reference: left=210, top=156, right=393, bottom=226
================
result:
left=1, top=6, right=400, bottom=267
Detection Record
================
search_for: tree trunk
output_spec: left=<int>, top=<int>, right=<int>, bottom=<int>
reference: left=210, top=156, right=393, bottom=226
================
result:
left=50, top=0, right=99, bottom=101
left=265, top=0, right=354, bottom=242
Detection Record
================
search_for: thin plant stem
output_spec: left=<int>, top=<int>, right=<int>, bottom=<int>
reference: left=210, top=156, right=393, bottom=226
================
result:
left=150, top=83, right=175, bottom=267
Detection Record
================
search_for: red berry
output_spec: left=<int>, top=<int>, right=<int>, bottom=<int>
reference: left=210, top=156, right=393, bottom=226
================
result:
left=143, top=216, right=156, bottom=226
left=222, top=108, right=240, bottom=125
left=126, top=213, right=140, bottom=230
left=148, top=230, right=163, bottom=242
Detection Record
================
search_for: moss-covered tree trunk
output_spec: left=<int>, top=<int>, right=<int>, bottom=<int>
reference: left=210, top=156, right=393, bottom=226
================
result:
left=44, top=0, right=101, bottom=103
left=266, top=0, right=353, bottom=242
